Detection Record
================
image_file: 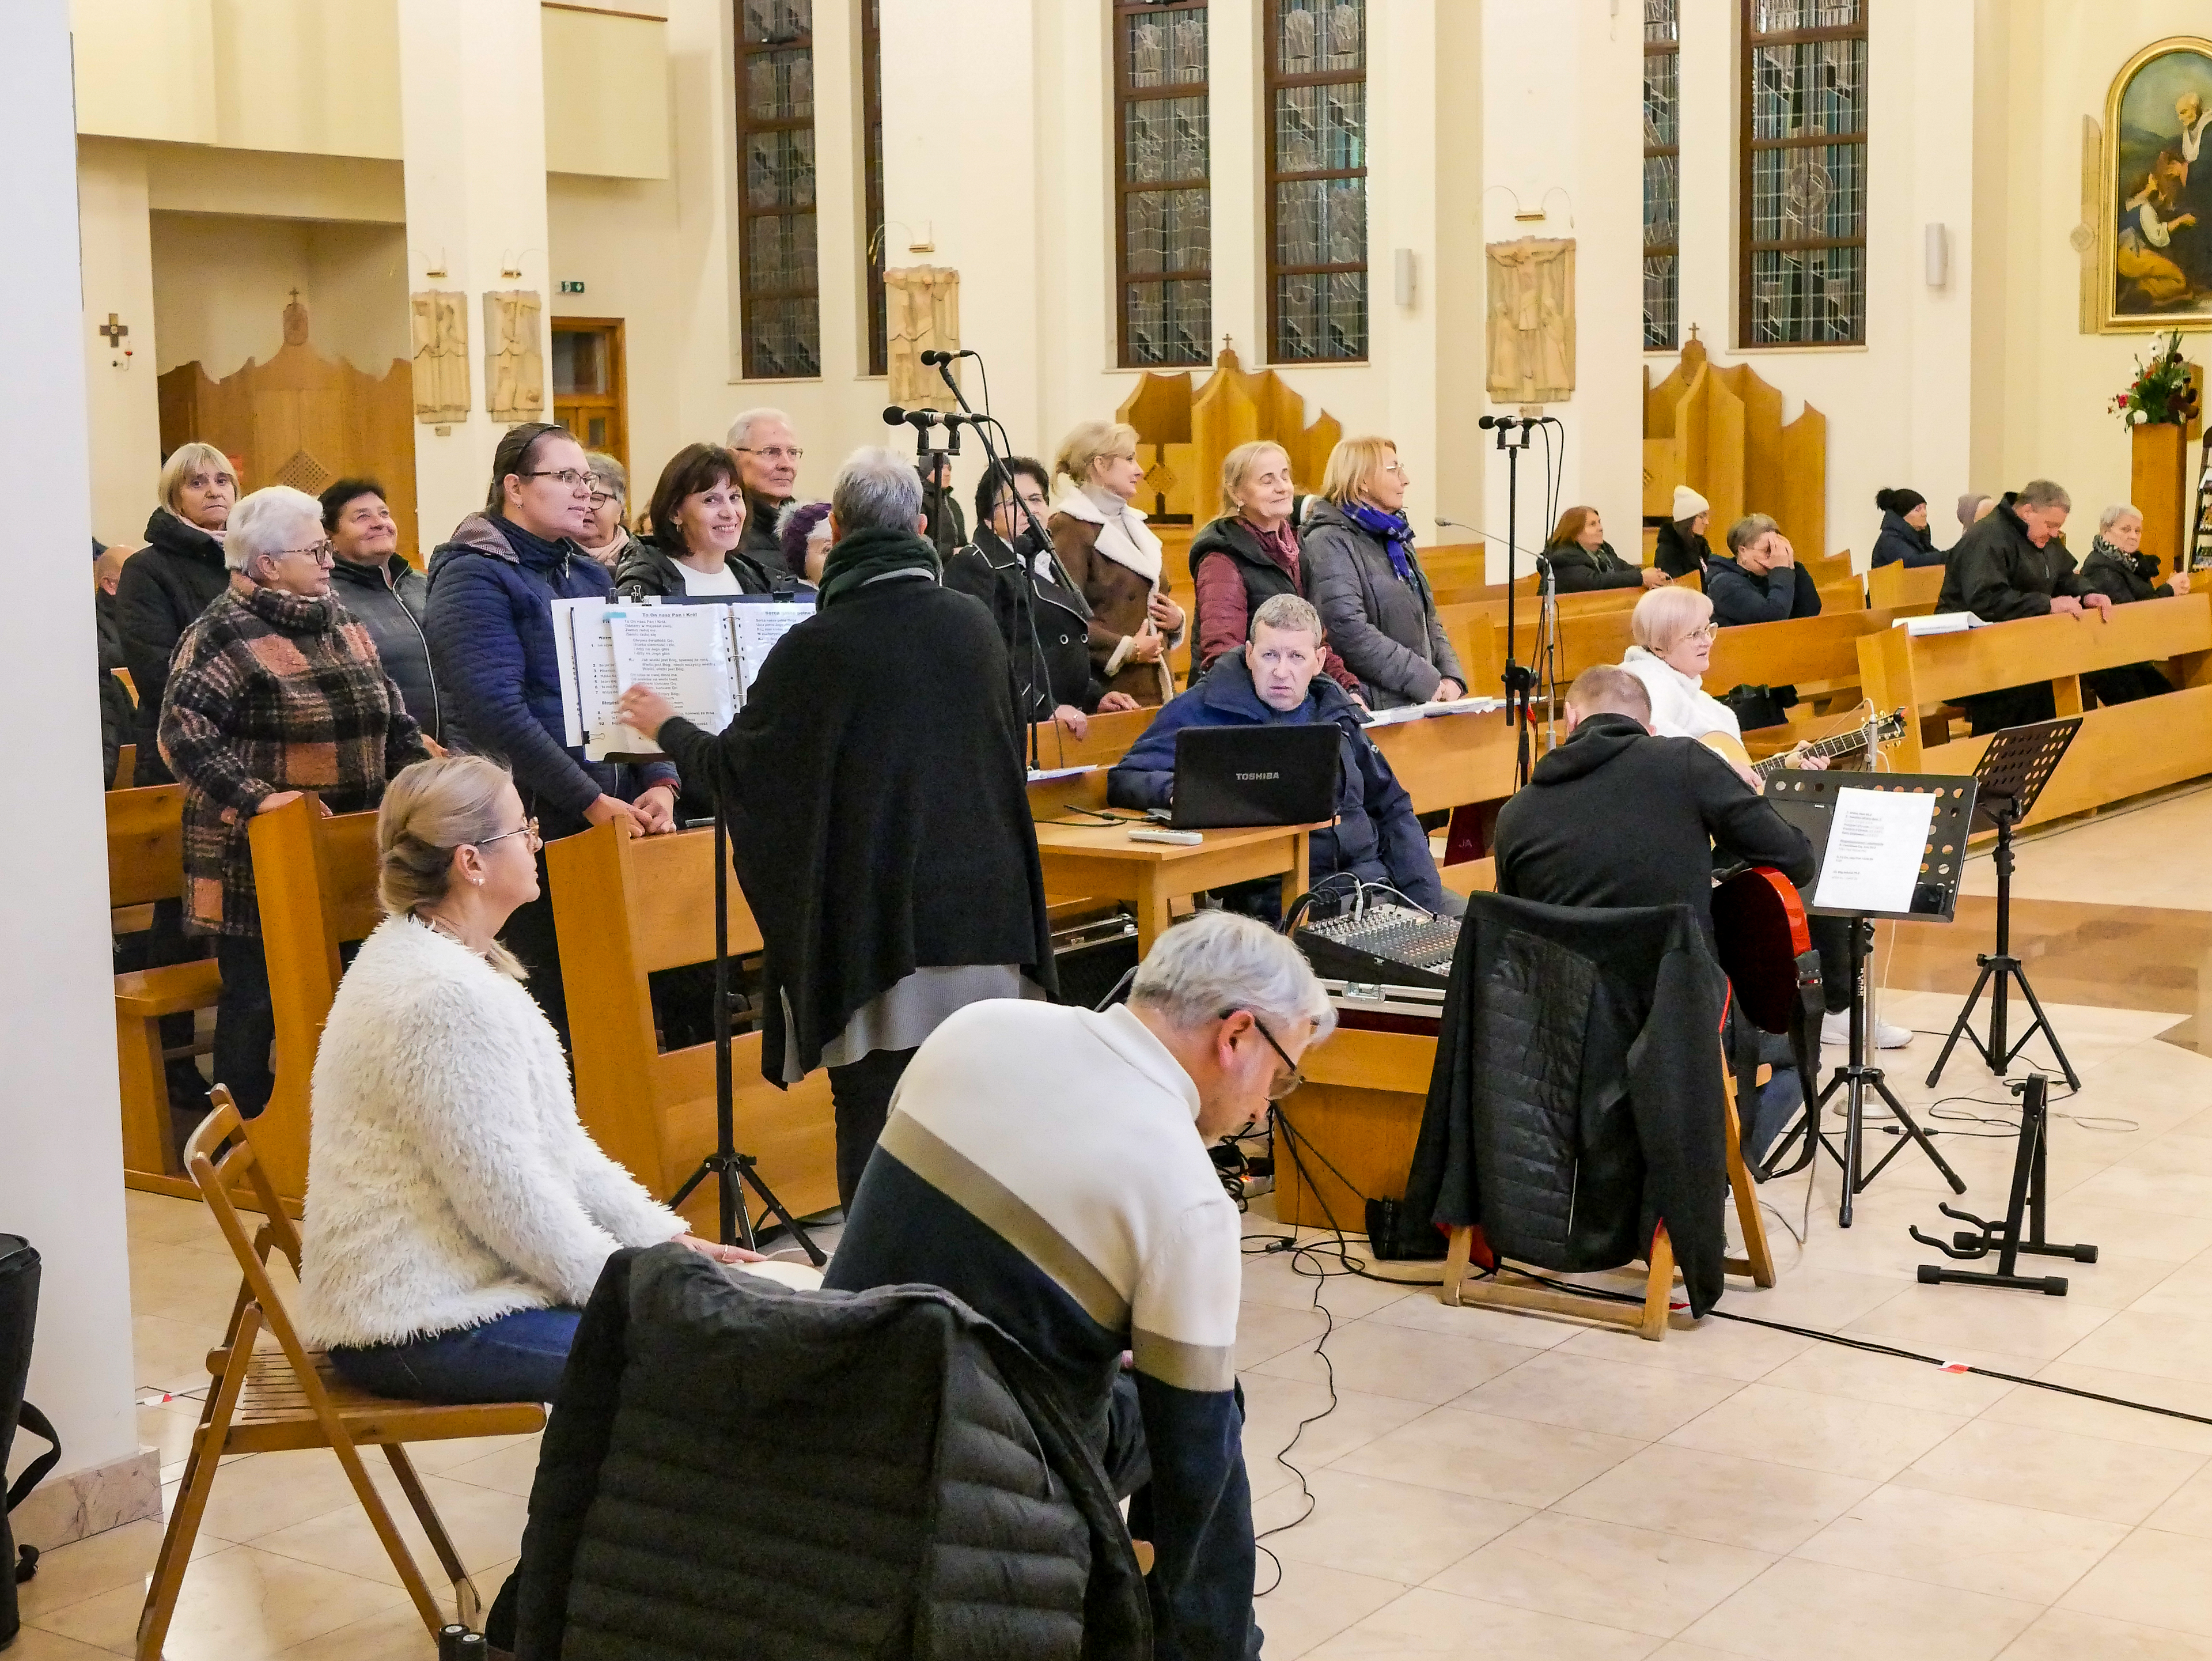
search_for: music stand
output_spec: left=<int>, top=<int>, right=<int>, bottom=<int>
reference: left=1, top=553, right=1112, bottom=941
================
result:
left=1925, top=718, right=2082, bottom=1091
left=1760, top=772, right=1978, bottom=1227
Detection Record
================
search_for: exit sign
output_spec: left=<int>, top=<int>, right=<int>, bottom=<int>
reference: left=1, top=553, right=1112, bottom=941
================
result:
left=559, top=280, right=586, bottom=294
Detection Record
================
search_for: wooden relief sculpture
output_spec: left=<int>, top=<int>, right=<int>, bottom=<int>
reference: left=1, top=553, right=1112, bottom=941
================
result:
left=410, top=292, right=469, bottom=425
left=1485, top=237, right=1577, bottom=406
left=885, top=266, right=961, bottom=408
left=483, top=290, right=546, bottom=425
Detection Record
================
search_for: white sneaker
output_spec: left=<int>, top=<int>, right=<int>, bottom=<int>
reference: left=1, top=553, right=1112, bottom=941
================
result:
left=1823, top=1010, right=1912, bottom=1050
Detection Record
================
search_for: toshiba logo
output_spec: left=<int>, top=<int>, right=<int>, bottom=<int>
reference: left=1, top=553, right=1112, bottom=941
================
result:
left=1233, top=770, right=1281, bottom=782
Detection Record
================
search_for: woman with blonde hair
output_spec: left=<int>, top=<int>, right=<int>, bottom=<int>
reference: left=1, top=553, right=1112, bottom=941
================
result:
left=1620, top=585, right=1740, bottom=744
left=1048, top=419, right=1187, bottom=705
left=115, top=441, right=240, bottom=785
left=1302, top=436, right=1466, bottom=710
left=1187, top=440, right=1362, bottom=695
left=297, top=754, right=754, bottom=1408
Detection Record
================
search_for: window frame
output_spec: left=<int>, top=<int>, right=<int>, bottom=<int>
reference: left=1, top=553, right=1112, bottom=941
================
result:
left=858, top=0, right=887, bottom=378
left=1643, top=1, right=1680, bottom=352
left=732, top=1, right=821, bottom=381
left=1737, top=0, right=1870, bottom=349
left=1112, top=0, right=1213, bottom=370
left=1263, top=0, right=1370, bottom=365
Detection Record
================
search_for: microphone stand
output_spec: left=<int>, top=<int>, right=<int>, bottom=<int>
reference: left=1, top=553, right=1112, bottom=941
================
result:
left=1490, top=417, right=1539, bottom=787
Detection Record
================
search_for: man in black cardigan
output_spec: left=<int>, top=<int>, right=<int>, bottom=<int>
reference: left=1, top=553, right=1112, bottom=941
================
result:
left=618, top=447, right=1056, bottom=1212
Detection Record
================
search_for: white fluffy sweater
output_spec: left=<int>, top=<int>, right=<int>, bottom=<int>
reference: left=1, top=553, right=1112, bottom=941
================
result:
left=296, top=914, right=683, bottom=1348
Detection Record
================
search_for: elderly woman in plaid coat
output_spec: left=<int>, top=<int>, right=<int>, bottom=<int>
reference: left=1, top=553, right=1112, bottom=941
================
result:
left=159, top=484, right=429, bottom=1118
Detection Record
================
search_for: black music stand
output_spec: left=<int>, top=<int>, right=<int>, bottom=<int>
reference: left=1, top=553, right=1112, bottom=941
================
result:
left=1925, top=718, right=2082, bottom=1091
left=1910, top=1074, right=2097, bottom=1296
left=1760, top=773, right=1977, bottom=1227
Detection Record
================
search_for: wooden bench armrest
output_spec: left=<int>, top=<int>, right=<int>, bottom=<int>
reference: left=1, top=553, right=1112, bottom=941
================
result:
left=115, top=961, right=225, bottom=1019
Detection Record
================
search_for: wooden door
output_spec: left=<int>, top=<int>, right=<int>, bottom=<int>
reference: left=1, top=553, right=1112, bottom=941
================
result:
left=552, top=319, right=627, bottom=472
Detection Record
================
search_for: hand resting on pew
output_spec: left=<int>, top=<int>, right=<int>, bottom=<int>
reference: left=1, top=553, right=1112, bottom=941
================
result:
left=256, top=789, right=332, bottom=816
left=2049, top=593, right=2113, bottom=620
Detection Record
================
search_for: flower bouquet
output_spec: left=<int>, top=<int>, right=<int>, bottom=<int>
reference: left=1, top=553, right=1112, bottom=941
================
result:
left=2111, top=329, right=2200, bottom=427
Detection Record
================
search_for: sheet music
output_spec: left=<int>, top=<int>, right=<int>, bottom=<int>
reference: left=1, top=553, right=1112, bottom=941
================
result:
left=551, top=598, right=586, bottom=747
left=608, top=605, right=741, bottom=744
left=729, top=601, right=815, bottom=698
left=1813, top=787, right=1937, bottom=914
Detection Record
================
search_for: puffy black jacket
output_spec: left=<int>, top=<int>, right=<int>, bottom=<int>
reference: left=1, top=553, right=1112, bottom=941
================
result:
left=512, top=1244, right=1149, bottom=1661
left=1400, top=891, right=1733, bottom=1316
left=1703, top=554, right=1821, bottom=627
left=1937, top=494, right=2093, bottom=620
left=611, top=534, right=772, bottom=601
left=943, top=527, right=1106, bottom=719
left=326, top=554, right=442, bottom=743
left=113, top=508, right=231, bottom=784
left=2078, top=540, right=2176, bottom=604
left=1544, top=539, right=1645, bottom=593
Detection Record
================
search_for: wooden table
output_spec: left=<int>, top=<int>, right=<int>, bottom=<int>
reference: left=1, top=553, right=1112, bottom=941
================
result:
left=1031, top=817, right=1316, bottom=954
left=1272, top=1026, right=1435, bottom=1229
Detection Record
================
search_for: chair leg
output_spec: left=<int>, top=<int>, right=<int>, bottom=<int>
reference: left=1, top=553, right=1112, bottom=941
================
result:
left=382, top=1443, right=480, bottom=1629
left=1721, top=1064, right=1779, bottom=1288
left=137, top=1314, right=257, bottom=1660
left=1638, top=1225, right=1676, bottom=1342
left=1440, top=1225, right=1474, bottom=1306
left=322, top=1426, right=447, bottom=1637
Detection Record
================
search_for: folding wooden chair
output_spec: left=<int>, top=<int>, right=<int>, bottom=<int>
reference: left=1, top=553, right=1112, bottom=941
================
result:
left=138, top=1091, right=546, bottom=1659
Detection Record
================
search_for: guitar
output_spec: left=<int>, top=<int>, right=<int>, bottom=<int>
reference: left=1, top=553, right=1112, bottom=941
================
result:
left=1700, top=709, right=1907, bottom=782
left=1712, top=866, right=1821, bottom=1036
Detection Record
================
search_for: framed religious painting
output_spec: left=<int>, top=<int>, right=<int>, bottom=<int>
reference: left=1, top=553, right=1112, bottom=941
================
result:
left=2101, top=37, right=2212, bottom=330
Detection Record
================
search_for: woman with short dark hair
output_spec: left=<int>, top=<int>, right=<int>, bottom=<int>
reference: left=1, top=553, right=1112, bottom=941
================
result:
left=613, top=443, right=772, bottom=600
left=1871, top=488, right=1945, bottom=569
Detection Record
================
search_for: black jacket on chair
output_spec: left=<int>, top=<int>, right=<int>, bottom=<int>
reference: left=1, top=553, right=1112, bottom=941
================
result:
left=513, top=1246, right=1149, bottom=1661
left=1400, top=892, right=1734, bottom=1316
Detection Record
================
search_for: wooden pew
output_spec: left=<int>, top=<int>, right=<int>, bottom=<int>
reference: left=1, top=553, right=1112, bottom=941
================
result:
left=550, top=823, right=839, bottom=1234
left=1867, top=561, right=1944, bottom=612
left=1856, top=593, right=2212, bottom=826
left=108, top=784, right=222, bottom=1193
left=113, top=743, right=137, bottom=790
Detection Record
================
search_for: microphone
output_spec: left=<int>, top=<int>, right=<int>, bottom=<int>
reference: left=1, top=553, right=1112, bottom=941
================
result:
left=1435, top=516, right=1475, bottom=532
left=919, top=349, right=979, bottom=366
left=1479, top=414, right=1536, bottom=431
left=882, top=404, right=943, bottom=430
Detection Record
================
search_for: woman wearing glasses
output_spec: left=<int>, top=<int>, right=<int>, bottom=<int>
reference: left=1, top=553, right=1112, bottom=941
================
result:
left=297, top=754, right=752, bottom=1412
left=1619, top=585, right=1745, bottom=753
left=158, top=485, right=430, bottom=1117
left=423, top=423, right=681, bottom=1043
left=1304, top=436, right=1468, bottom=710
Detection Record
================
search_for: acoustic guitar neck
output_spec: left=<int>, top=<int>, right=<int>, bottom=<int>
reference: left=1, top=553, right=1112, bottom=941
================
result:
left=1700, top=711, right=1906, bottom=780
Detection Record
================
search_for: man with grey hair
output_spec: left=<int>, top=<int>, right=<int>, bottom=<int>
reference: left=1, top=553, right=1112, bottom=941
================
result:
left=827, top=909, right=1332, bottom=1661
left=616, top=445, right=1051, bottom=1209
left=1705, top=513, right=1821, bottom=627
left=1109, top=590, right=1456, bottom=917
left=1938, top=478, right=2109, bottom=732
left=727, top=406, right=803, bottom=580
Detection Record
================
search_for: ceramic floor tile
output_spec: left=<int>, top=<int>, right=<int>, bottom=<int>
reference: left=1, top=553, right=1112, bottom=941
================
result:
left=1895, top=1418, right=2205, bottom=1526
left=33, top=1542, right=411, bottom=1661
left=1238, top=1243, right=1425, bottom=1321
left=1680, top=1556, right=2039, bottom=1661
left=1362, top=1291, right=1584, bottom=1349
left=1255, top=1468, right=1528, bottom=1584
left=2149, top=1463, right=2212, bottom=1538
left=1305, top=1585, right=1662, bottom=1659
left=1984, top=1360, right=2212, bottom=1454
left=176, top=1448, right=392, bottom=1545
left=1660, top=1381, right=1969, bottom=1482
left=1756, top=1339, right=2025, bottom=1415
left=1791, top=1481, right=2129, bottom=1601
left=266, top=1601, right=442, bottom=1659
left=124, top=1189, right=222, bottom=1246
left=2022, top=1201, right=2212, bottom=1263
left=1551, top=1317, right=1814, bottom=1383
left=1552, top=1443, right=1877, bottom=1555
left=1249, top=1318, right=1548, bottom=1405
left=1839, top=1282, right=2117, bottom=1362
left=1448, top=1348, right=1745, bottom=1443
left=1427, top=1511, right=1774, bottom=1639
left=1251, top=1559, right=1406, bottom=1661
left=2058, top=1308, right=2212, bottom=1385
left=1331, top=1407, right=1643, bottom=1509
left=2069, top=1164, right=2212, bottom=1221
left=1, top=1625, right=128, bottom=1661
left=1999, top=1606, right=2212, bottom=1659
left=1240, top=1378, right=1432, bottom=1502
left=1709, top=1266, right=1911, bottom=1333
left=245, top=1470, right=529, bottom=1586
left=134, top=1311, right=217, bottom=1394
left=16, top=1516, right=225, bottom=1624
left=2127, top=1251, right=2212, bottom=1319
left=1236, top=1299, right=1329, bottom=1369
left=2058, top=1528, right=2212, bottom=1636
left=400, top=1431, right=543, bottom=1481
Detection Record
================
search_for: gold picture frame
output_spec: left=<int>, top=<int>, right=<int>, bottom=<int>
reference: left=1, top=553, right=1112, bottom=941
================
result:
left=2099, top=35, right=2212, bottom=332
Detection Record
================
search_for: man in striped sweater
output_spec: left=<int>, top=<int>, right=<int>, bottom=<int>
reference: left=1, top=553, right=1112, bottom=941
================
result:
left=825, top=911, right=1334, bottom=1661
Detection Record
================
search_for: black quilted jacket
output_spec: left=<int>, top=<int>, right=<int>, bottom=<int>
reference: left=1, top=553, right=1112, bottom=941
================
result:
left=512, top=1246, right=1149, bottom=1661
left=1401, top=891, right=1733, bottom=1316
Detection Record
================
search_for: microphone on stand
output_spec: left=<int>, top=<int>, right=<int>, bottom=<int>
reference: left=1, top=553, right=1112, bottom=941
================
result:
left=883, top=404, right=943, bottom=430
left=919, top=349, right=980, bottom=366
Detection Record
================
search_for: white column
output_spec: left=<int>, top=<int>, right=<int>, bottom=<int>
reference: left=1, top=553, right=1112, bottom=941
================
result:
left=2, top=0, right=145, bottom=1539
left=396, top=0, right=552, bottom=543
left=78, top=141, right=165, bottom=550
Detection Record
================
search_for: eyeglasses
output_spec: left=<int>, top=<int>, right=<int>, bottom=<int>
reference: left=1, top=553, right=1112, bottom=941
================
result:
left=588, top=490, right=619, bottom=507
left=475, top=818, right=541, bottom=853
left=521, top=469, right=595, bottom=493
left=1233, top=1013, right=1308, bottom=1101
left=1677, top=623, right=1719, bottom=644
left=275, top=540, right=336, bottom=565
left=733, top=445, right=805, bottom=463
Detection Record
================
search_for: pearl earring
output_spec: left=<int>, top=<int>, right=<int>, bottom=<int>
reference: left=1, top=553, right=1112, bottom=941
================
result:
left=472, top=876, right=484, bottom=887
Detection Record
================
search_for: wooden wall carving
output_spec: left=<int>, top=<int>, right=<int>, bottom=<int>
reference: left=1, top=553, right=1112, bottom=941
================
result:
left=1642, top=332, right=1826, bottom=560
left=158, top=298, right=419, bottom=563
left=1116, top=346, right=1342, bottom=525
left=885, top=266, right=961, bottom=410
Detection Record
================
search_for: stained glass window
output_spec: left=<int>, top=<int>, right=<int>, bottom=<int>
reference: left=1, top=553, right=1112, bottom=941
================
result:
left=1115, top=2, right=1211, bottom=368
left=734, top=0, right=820, bottom=379
left=1643, top=0, right=1680, bottom=351
left=859, top=0, right=886, bottom=377
left=1740, top=0, right=1868, bottom=346
left=1266, top=0, right=1366, bottom=362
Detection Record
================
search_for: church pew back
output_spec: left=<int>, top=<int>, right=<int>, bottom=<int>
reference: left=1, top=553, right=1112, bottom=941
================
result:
left=107, top=784, right=187, bottom=908
left=1866, top=561, right=1945, bottom=612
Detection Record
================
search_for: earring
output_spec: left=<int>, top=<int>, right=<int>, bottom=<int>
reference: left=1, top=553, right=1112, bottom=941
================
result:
left=472, top=876, right=484, bottom=887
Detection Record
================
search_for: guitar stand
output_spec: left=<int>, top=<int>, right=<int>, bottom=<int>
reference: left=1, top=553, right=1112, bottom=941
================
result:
left=1911, top=1074, right=2096, bottom=1295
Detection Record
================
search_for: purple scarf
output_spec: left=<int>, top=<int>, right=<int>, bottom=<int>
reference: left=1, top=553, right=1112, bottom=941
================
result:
left=1340, top=498, right=1418, bottom=582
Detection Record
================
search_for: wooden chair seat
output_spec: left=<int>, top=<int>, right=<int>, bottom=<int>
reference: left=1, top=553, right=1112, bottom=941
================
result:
left=215, top=1344, right=544, bottom=1455
left=114, top=961, right=224, bottom=1020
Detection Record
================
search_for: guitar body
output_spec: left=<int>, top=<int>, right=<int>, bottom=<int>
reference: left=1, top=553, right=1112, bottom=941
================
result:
left=1700, top=729, right=1756, bottom=772
left=1712, top=865, right=1817, bottom=1034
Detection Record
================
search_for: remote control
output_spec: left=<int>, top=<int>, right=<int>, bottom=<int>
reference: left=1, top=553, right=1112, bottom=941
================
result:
left=1128, top=827, right=1204, bottom=846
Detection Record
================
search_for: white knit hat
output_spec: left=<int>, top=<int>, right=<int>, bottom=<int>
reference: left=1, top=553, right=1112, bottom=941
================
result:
left=1672, top=485, right=1710, bottom=520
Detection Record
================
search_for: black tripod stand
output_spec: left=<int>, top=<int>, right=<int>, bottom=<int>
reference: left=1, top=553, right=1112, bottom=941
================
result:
left=666, top=785, right=825, bottom=1262
left=1483, top=414, right=1542, bottom=788
left=1911, top=1073, right=2097, bottom=1295
left=1926, top=718, right=2082, bottom=1091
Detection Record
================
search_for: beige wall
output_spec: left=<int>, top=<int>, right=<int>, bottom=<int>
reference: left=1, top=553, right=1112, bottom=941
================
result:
left=78, top=141, right=164, bottom=546
left=150, top=213, right=410, bottom=381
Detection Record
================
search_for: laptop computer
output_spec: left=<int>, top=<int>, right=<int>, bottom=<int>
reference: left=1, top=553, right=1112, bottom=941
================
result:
left=1171, top=724, right=1342, bottom=830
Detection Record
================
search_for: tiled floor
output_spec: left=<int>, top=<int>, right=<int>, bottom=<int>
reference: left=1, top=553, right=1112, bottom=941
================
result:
left=21, top=796, right=2212, bottom=1658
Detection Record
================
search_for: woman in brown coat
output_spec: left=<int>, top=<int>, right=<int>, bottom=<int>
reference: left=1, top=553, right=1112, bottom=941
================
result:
left=1047, top=420, right=1187, bottom=705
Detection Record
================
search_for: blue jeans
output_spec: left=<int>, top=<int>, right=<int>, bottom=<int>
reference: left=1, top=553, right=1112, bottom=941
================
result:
left=328, top=1306, right=582, bottom=1404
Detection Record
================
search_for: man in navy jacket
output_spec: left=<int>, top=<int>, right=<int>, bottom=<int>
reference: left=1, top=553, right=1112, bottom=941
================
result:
left=1109, top=593, right=1453, bottom=917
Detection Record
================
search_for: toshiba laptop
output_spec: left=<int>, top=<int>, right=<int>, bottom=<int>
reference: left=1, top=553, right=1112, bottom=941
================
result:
left=1171, top=725, right=1341, bottom=830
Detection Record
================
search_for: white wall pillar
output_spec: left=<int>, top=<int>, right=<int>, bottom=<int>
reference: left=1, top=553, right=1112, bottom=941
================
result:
left=396, top=0, right=552, bottom=543
left=78, top=140, right=164, bottom=550
left=3, top=0, right=147, bottom=1543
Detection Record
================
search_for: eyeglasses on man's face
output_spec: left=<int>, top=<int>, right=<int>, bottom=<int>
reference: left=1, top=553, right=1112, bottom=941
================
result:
left=475, top=817, right=541, bottom=853
left=1222, top=1011, right=1307, bottom=1101
left=733, top=445, right=805, bottom=463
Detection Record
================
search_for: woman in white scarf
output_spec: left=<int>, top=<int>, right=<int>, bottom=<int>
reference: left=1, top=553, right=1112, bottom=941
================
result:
left=1047, top=420, right=1187, bottom=706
